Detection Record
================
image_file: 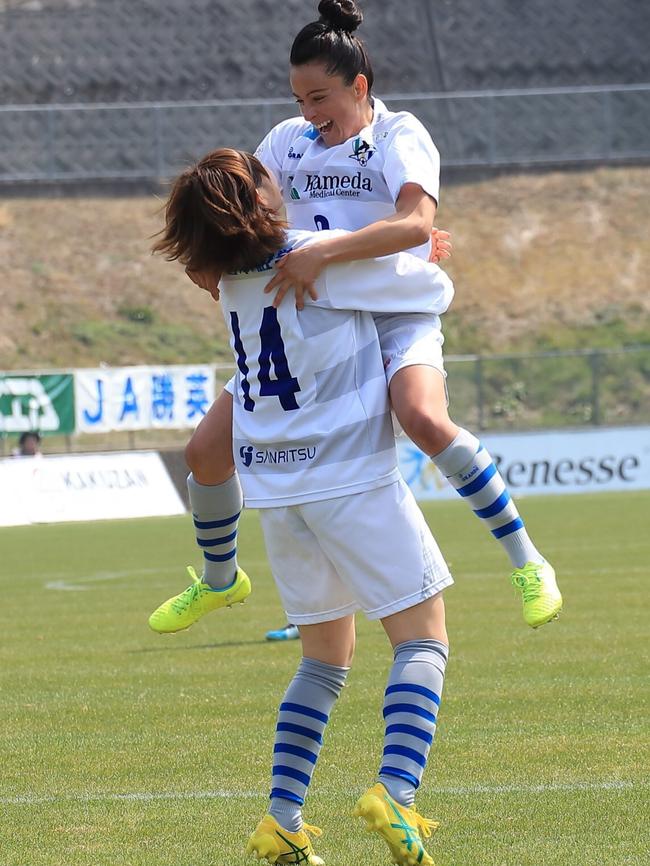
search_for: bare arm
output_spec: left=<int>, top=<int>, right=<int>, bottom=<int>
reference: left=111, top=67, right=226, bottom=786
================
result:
left=264, top=183, right=441, bottom=309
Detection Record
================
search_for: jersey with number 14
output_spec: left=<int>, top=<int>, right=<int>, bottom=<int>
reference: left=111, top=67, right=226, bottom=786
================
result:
left=219, top=229, right=454, bottom=508
left=255, top=97, right=440, bottom=259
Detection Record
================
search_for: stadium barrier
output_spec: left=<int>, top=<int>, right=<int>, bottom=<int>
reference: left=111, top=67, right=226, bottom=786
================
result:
left=2, top=422, right=648, bottom=527
left=0, top=451, right=185, bottom=526
left=397, top=425, right=650, bottom=501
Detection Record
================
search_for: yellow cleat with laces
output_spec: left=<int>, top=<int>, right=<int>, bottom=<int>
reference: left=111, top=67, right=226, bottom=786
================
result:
left=353, top=782, right=439, bottom=866
left=511, top=560, right=562, bottom=628
left=246, top=814, right=324, bottom=865
left=148, top=565, right=250, bottom=634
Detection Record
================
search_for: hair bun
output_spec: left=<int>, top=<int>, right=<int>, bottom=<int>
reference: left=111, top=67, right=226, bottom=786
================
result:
left=318, top=0, right=363, bottom=33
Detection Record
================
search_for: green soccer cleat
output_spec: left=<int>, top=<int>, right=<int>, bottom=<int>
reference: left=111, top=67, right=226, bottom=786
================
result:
left=246, top=814, right=324, bottom=865
left=353, top=782, right=438, bottom=866
left=148, top=565, right=251, bottom=634
left=511, top=560, right=562, bottom=628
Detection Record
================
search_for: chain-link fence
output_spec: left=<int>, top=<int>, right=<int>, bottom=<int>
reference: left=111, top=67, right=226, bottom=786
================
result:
left=1, top=84, right=650, bottom=184
left=446, top=345, right=650, bottom=432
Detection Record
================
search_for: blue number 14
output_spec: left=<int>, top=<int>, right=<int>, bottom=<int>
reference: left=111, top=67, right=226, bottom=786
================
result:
left=230, top=307, right=300, bottom=412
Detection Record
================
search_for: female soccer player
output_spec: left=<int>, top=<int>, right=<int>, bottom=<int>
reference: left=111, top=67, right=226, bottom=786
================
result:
left=154, top=147, right=455, bottom=865
left=148, top=0, right=561, bottom=637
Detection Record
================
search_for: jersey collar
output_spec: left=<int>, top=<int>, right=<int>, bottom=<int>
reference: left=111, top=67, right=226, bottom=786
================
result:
left=356, top=97, right=388, bottom=148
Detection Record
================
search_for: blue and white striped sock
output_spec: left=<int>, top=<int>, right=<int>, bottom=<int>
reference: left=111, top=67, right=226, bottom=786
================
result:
left=187, top=472, right=242, bottom=589
left=432, top=428, right=543, bottom=569
left=379, top=639, right=448, bottom=808
left=269, top=657, right=349, bottom=832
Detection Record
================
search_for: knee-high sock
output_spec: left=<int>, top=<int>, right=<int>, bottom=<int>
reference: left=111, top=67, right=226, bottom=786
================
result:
left=378, top=639, right=448, bottom=808
left=432, top=428, right=543, bottom=569
left=269, top=657, right=349, bottom=832
left=187, top=472, right=242, bottom=589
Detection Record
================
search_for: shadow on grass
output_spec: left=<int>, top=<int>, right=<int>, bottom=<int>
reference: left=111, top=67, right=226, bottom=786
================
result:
left=127, top=638, right=271, bottom=653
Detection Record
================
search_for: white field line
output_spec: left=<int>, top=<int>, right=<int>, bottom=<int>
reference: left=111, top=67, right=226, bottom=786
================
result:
left=1, top=779, right=646, bottom=806
left=44, top=566, right=179, bottom=591
left=43, top=559, right=271, bottom=591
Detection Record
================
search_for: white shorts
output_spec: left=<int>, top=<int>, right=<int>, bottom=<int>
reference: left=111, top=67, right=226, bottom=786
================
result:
left=374, top=313, right=446, bottom=386
left=258, top=478, right=453, bottom=625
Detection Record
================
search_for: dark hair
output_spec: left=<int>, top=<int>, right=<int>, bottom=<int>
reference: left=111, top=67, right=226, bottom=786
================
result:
left=290, top=0, right=374, bottom=92
left=19, top=431, right=41, bottom=445
left=152, top=149, right=287, bottom=274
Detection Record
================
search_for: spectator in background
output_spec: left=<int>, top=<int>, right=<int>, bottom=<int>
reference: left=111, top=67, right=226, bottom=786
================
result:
left=13, top=431, right=42, bottom=457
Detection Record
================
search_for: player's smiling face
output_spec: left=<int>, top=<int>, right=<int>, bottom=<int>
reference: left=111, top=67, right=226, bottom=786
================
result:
left=290, top=62, right=373, bottom=148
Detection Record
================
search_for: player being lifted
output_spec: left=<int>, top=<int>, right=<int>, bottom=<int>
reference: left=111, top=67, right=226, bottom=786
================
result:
left=153, top=146, right=456, bottom=866
left=148, top=0, right=561, bottom=637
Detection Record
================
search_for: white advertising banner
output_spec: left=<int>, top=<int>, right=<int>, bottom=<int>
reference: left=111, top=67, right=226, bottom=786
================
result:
left=398, top=425, right=650, bottom=500
left=0, top=452, right=185, bottom=526
left=75, top=365, right=215, bottom=433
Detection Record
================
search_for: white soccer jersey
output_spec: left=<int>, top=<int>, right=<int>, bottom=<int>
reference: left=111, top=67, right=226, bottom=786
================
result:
left=219, top=229, right=454, bottom=508
left=255, top=98, right=440, bottom=261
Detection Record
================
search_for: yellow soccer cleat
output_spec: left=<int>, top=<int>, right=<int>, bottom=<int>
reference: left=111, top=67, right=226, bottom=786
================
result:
left=511, top=560, right=562, bottom=628
left=353, top=782, right=438, bottom=866
left=246, top=814, right=324, bottom=865
left=148, top=565, right=251, bottom=634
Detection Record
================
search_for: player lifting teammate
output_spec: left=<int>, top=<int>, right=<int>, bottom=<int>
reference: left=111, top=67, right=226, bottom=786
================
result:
left=149, top=0, right=561, bottom=639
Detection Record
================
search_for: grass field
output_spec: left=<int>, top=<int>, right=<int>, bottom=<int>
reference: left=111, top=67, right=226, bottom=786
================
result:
left=1, top=491, right=648, bottom=866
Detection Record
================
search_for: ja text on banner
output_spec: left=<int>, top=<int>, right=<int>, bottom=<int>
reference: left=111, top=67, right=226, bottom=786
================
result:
left=75, top=365, right=215, bottom=433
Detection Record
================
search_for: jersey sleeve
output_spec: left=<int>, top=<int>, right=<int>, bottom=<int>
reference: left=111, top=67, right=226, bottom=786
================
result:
left=286, top=229, right=454, bottom=315
left=318, top=253, right=454, bottom=316
left=381, top=113, right=440, bottom=205
left=254, top=117, right=308, bottom=185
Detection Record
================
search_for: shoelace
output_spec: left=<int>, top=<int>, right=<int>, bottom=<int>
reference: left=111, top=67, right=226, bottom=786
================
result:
left=302, top=823, right=323, bottom=843
left=170, top=573, right=206, bottom=614
left=410, top=810, right=439, bottom=839
left=511, top=564, right=543, bottom=602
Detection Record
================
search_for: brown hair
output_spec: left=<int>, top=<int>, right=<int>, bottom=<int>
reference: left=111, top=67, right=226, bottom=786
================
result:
left=152, top=148, right=287, bottom=274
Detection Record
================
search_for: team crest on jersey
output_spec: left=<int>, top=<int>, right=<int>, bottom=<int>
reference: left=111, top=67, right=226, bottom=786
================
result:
left=349, top=137, right=376, bottom=166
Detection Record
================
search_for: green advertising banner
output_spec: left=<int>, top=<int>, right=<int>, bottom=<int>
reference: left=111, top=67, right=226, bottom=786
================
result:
left=0, top=374, right=75, bottom=435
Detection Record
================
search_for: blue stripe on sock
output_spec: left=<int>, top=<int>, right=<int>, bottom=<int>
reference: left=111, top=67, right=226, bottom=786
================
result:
left=385, top=723, right=434, bottom=745
left=273, top=743, right=318, bottom=764
left=474, top=490, right=511, bottom=519
left=276, top=722, right=323, bottom=745
left=492, top=517, right=525, bottom=539
left=383, top=703, right=437, bottom=724
left=193, top=512, right=240, bottom=530
left=196, top=530, right=238, bottom=548
left=270, top=787, right=304, bottom=805
left=280, top=702, right=328, bottom=724
left=379, top=766, right=420, bottom=789
left=456, top=462, right=497, bottom=497
left=382, top=744, right=428, bottom=768
left=203, top=548, right=237, bottom=563
left=385, top=683, right=440, bottom=706
left=272, top=764, right=311, bottom=787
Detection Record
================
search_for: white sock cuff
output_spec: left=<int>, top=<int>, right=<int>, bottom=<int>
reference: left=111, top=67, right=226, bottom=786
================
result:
left=431, top=428, right=480, bottom=477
